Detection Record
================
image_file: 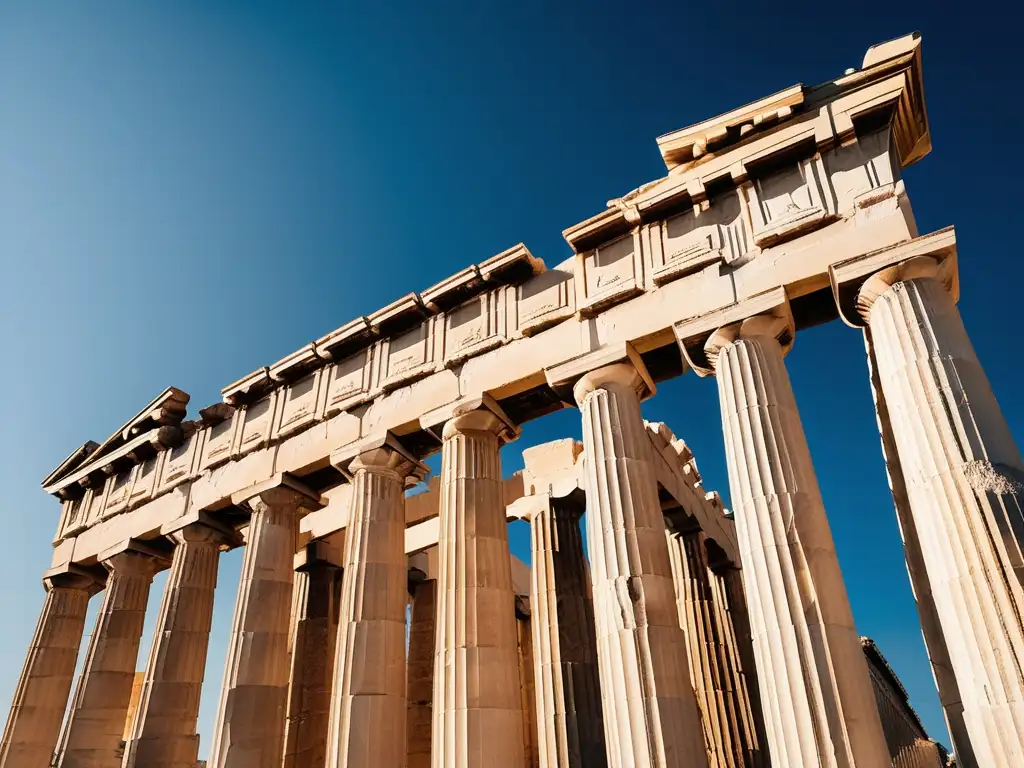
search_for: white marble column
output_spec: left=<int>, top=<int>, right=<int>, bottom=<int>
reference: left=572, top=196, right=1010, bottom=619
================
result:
left=283, top=541, right=343, bottom=768
left=209, top=476, right=320, bottom=768
left=56, top=548, right=163, bottom=768
left=432, top=407, right=525, bottom=768
left=529, top=495, right=605, bottom=768
left=0, top=571, right=98, bottom=768
left=859, top=259, right=1024, bottom=765
left=863, top=326, right=977, bottom=767
left=666, top=529, right=767, bottom=768
left=574, top=363, right=708, bottom=768
left=327, top=442, right=424, bottom=768
left=705, top=314, right=890, bottom=768
left=123, top=523, right=226, bottom=768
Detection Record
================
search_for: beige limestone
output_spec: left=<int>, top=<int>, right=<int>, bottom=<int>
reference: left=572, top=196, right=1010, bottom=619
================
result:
left=407, top=579, right=437, bottom=768
left=573, top=362, right=708, bottom=768
left=666, top=530, right=766, bottom=768
left=56, top=549, right=164, bottom=768
left=283, top=541, right=343, bottom=768
left=327, top=437, right=425, bottom=768
left=432, top=405, right=526, bottom=768
left=860, top=264, right=1024, bottom=766
left=0, top=573, right=98, bottom=768
left=706, top=314, right=890, bottom=767
left=208, top=476, right=321, bottom=768
left=527, top=492, right=605, bottom=768
left=123, top=524, right=228, bottom=768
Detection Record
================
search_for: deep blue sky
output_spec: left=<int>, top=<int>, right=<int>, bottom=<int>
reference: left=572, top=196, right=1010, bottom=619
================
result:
left=1, top=1, right=1017, bottom=756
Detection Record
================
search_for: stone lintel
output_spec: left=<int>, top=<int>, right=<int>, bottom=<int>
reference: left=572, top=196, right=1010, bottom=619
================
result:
left=829, top=226, right=957, bottom=327
left=97, top=538, right=172, bottom=568
left=330, top=431, right=428, bottom=483
left=230, top=471, right=324, bottom=510
left=521, top=438, right=583, bottom=498
left=545, top=341, right=655, bottom=404
left=420, top=392, right=519, bottom=443
left=674, top=286, right=794, bottom=377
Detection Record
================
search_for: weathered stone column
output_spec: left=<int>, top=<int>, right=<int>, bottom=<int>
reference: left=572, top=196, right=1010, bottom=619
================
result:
left=407, top=579, right=436, bottom=768
left=0, top=570, right=99, bottom=768
left=529, top=495, right=605, bottom=768
left=858, top=258, right=1024, bottom=765
left=327, top=437, right=425, bottom=768
left=56, top=546, right=164, bottom=768
left=863, top=326, right=977, bottom=767
left=705, top=313, right=890, bottom=768
left=432, top=403, right=526, bottom=768
left=573, top=361, right=708, bottom=768
left=209, top=474, right=321, bottom=768
left=666, top=529, right=766, bottom=768
left=517, top=604, right=540, bottom=768
left=283, top=539, right=343, bottom=768
left=123, top=521, right=230, bottom=768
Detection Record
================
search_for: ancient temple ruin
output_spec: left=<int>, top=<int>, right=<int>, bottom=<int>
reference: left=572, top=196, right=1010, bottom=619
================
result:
left=3, top=32, right=1021, bottom=768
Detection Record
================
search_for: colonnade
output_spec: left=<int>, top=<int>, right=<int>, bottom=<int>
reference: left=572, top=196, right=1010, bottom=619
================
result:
left=3, top=255, right=1022, bottom=767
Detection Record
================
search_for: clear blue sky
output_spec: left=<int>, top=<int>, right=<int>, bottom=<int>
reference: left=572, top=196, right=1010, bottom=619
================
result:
left=1, top=1, right=1017, bottom=756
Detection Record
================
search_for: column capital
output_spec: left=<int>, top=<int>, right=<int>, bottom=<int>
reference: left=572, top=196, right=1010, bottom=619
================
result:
left=422, top=393, right=519, bottom=442
left=160, top=511, right=241, bottom=547
left=98, top=538, right=171, bottom=573
left=703, top=311, right=793, bottom=373
left=545, top=341, right=655, bottom=406
left=230, top=472, right=324, bottom=515
left=674, top=286, right=794, bottom=377
left=828, top=227, right=958, bottom=327
left=331, top=432, right=429, bottom=483
left=42, top=564, right=104, bottom=595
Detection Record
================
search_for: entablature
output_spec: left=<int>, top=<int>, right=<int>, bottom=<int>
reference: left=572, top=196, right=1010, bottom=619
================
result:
left=43, top=34, right=939, bottom=566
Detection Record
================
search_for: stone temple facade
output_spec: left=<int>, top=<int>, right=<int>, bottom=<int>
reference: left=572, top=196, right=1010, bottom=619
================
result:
left=2, top=31, right=1020, bottom=768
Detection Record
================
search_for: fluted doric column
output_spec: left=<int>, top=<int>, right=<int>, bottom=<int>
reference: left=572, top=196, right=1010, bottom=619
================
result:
left=123, top=522, right=230, bottom=768
left=327, top=438, right=426, bottom=768
left=407, top=579, right=437, bottom=768
left=858, top=257, right=1024, bottom=766
left=705, top=313, right=890, bottom=767
left=209, top=475, right=321, bottom=768
left=283, top=539, right=343, bottom=768
left=0, top=570, right=99, bottom=768
left=573, top=362, right=708, bottom=768
left=56, top=547, right=164, bottom=768
left=432, top=405, right=525, bottom=768
left=529, top=495, right=605, bottom=768
left=666, top=529, right=766, bottom=768
left=863, top=326, right=977, bottom=767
